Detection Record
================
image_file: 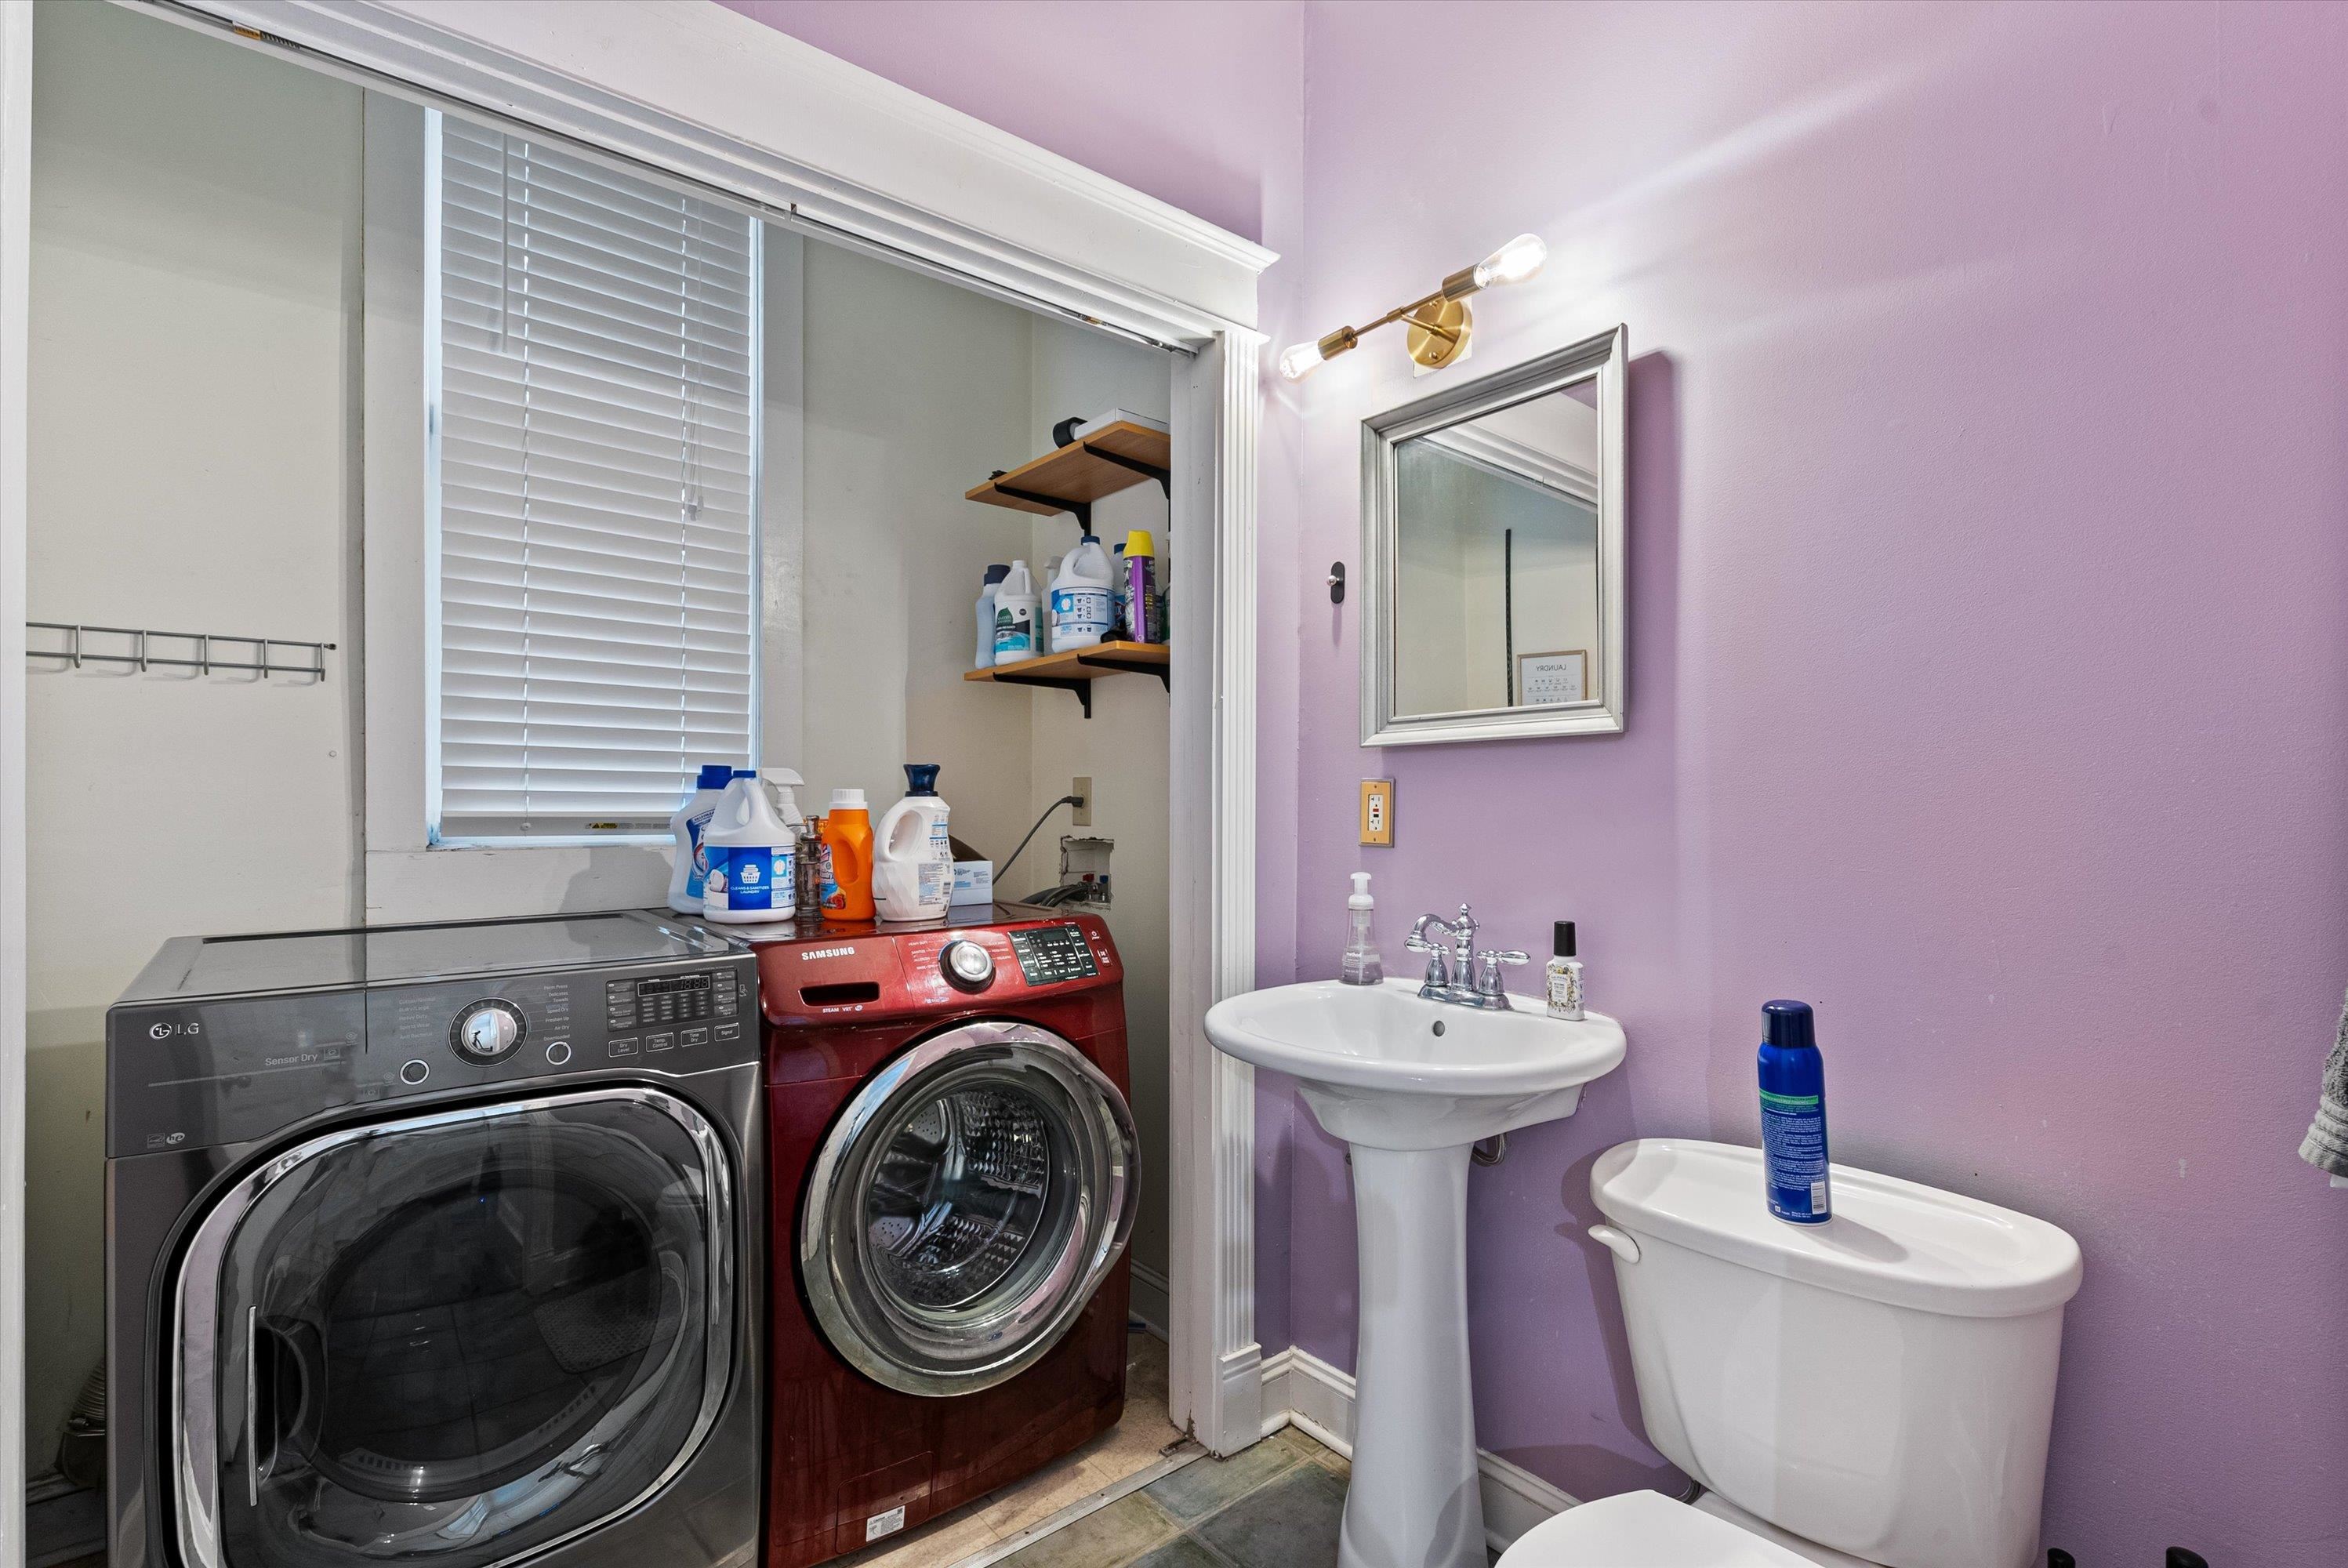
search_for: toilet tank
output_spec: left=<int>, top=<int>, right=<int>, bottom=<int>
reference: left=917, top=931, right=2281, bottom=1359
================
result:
left=1591, top=1141, right=2082, bottom=1568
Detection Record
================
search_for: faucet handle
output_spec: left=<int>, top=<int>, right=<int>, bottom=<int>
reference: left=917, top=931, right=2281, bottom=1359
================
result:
left=1473, top=949, right=1531, bottom=1000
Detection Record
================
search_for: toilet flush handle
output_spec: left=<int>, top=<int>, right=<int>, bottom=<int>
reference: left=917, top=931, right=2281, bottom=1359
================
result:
left=1588, top=1225, right=1641, bottom=1265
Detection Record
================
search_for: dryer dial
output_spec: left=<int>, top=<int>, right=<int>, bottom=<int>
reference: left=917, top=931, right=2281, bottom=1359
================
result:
left=450, top=999, right=526, bottom=1064
left=940, top=938, right=996, bottom=992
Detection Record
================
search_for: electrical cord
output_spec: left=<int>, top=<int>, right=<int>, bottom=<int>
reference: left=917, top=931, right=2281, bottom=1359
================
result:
left=997, top=793, right=1083, bottom=886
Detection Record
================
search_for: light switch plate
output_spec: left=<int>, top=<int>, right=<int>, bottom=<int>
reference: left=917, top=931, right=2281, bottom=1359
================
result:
left=1359, top=779, right=1395, bottom=847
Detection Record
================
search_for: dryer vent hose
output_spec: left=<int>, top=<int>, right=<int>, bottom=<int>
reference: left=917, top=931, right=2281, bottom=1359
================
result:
left=56, top=1358, right=106, bottom=1490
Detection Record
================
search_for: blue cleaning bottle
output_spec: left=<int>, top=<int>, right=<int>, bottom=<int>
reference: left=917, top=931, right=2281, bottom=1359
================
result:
left=1758, top=999, right=1831, bottom=1225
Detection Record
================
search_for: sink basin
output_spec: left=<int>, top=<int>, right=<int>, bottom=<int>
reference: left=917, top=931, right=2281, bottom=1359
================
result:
left=1206, top=978, right=1626, bottom=1568
left=1204, top=978, right=1624, bottom=1149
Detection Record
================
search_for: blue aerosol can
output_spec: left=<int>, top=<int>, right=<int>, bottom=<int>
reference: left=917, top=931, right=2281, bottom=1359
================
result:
left=1758, top=1000, right=1831, bottom=1225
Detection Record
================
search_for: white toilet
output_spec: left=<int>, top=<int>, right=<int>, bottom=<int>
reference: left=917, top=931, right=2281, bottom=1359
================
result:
left=1501, top=1139, right=2084, bottom=1568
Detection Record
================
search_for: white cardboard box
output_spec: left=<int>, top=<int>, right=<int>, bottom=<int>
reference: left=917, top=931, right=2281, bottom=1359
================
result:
left=950, top=860, right=993, bottom=906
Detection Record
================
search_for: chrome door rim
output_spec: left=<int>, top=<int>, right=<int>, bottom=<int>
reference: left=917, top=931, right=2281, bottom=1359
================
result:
left=798, top=1021, right=1138, bottom=1396
left=172, top=1087, right=736, bottom=1568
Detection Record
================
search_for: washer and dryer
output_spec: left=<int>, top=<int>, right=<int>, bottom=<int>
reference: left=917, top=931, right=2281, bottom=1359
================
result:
left=106, top=911, right=766, bottom=1568
left=754, top=911, right=1139, bottom=1568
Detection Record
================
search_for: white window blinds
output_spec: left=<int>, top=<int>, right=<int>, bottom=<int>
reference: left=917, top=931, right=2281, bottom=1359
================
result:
left=429, top=111, right=758, bottom=842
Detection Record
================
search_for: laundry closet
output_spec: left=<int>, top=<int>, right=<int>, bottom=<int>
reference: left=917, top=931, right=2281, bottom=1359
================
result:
left=18, top=6, right=1187, bottom=1567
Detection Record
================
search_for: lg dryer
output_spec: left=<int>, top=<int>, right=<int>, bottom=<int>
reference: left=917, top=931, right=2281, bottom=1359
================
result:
left=106, top=911, right=764, bottom=1568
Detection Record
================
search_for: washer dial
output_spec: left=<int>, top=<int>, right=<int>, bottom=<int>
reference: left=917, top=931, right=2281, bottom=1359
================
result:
left=940, top=938, right=996, bottom=991
left=450, top=999, right=526, bottom=1064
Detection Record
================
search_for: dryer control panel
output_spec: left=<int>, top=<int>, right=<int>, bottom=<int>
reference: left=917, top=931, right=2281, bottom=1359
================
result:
left=107, top=940, right=758, bottom=1156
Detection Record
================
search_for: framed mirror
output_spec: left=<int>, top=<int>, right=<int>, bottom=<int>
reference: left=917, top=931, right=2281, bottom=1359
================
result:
left=1359, top=325, right=1626, bottom=746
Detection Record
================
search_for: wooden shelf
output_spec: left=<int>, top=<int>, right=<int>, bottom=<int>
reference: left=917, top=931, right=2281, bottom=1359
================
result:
left=967, top=420, right=1170, bottom=527
left=964, top=640, right=1168, bottom=718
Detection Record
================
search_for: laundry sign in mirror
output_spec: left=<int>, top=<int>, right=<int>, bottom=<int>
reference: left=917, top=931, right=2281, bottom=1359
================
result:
left=1361, top=327, right=1626, bottom=746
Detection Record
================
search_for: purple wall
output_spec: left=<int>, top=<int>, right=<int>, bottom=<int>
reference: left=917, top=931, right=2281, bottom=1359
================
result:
left=731, top=2, right=2348, bottom=1556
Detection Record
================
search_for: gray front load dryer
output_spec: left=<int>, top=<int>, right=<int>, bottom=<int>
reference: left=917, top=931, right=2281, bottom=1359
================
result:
left=105, top=910, right=764, bottom=1568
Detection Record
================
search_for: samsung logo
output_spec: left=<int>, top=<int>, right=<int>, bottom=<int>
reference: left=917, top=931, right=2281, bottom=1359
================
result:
left=800, top=946, right=856, bottom=961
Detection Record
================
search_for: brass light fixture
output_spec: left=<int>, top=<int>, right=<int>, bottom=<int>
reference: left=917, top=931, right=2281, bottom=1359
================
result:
left=1278, top=233, right=1548, bottom=381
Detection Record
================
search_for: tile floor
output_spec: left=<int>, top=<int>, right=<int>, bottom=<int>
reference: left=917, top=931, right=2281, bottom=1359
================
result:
left=838, top=1333, right=1195, bottom=1568
left=996, top=1425, right=1351, bottom=1568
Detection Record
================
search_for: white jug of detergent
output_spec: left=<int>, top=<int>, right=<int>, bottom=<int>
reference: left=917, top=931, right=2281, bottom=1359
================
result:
left=1049, top=535, right=1115, bottom=650
left=760, top=768, right=816, bottom=916
left=667, top=763, right=735, bottom=913
left=992, top=560, right=1039, bottom=665
left=974, top=564, right=1009, bottom=670
left=702, top=769, right=796, bottom=924
left=873, top=764, right=953, bottom=922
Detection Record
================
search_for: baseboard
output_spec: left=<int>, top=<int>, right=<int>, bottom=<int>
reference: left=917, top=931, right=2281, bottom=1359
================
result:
left=1257, top=1348, right=1577, bottom=1555
left=1129, top=1262, right=1171, bottom=1341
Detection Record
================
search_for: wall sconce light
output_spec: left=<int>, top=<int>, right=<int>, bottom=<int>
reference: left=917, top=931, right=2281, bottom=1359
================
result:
left=1278, top=233, right=1548, bottom=381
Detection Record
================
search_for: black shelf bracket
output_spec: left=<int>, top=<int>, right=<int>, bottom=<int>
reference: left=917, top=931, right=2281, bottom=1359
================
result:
left=988, top=670, right=1094, bottom=718
left=1075, top=652, right=1171, bottom=692
left=1079, top=441, right=1172, bottom=501
left=989, top=480, right=1092, bottom=535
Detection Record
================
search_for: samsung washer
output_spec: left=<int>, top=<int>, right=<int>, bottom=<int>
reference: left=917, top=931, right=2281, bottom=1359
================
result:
left=105, top=910, right=764, bottom=1568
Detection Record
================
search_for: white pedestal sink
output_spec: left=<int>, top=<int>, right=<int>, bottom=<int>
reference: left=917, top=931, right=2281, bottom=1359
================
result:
left=1204, top=978, right=1625, bottom=1568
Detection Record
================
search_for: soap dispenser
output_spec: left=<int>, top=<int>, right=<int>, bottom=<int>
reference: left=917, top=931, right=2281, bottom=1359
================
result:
left=1341, top=872, right=1382, bottom=985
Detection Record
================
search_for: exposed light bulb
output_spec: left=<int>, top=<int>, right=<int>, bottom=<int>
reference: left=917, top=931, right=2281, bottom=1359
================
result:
left=1277, top=340, right=1326, bottom=381
left=1474, top=233, right=1548, bottom=289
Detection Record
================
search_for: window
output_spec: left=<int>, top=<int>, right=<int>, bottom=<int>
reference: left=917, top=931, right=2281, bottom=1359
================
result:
left=427, top=111, right=759, bottom=843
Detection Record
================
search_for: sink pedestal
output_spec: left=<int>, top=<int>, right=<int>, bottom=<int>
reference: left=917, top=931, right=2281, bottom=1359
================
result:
left=1343, top=1142, right=1482, bottom=1568
left=1200, top=981, right=1625, bottom=1568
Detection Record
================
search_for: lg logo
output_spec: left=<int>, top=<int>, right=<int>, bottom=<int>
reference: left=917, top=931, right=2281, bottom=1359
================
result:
left=147, top=1020, right=202, bottom=1040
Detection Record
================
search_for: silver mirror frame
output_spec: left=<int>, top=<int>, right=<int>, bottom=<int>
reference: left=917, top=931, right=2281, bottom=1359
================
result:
left=1360, top=325, right=1628, bottom=746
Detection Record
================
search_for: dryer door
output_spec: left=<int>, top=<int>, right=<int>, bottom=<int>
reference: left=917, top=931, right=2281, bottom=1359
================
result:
left=173, top=1087, right=735, bottom=1568
left=799, top=1020, right=1138, bottom=1396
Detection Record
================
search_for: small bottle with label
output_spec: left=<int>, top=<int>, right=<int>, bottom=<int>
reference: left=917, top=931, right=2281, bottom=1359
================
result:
left=1340, top=872, right=1382, bottom=985
left=1545, top=921, right=1584, bottom=1020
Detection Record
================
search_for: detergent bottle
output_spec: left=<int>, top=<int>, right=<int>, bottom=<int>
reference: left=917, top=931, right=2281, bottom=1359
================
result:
left=974, top=564, right=1009, bottom=670
left=873, top=764, right=954, bottom=922
left=818, top=788, right=876, bottom=922
left=992, top=561, right=1040, bottom=665
left=1049, top=535, right=1116, bottom=650
left=760, top=769, right=815, bottom=918
left=666, top=764, right=735, bottom=913
left=702, top=770, right=796, bottom=924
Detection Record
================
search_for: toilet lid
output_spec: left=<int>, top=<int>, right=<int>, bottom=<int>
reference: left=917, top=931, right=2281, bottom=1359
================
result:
left=1497, top=1491, right=1821, bottom=1568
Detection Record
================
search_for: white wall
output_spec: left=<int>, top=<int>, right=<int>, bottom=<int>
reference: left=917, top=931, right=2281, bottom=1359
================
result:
left=23, top=1, right=362, bottom=1458
left=793, top=238, right=1038, bottom=852
left=1022, top=319, right=1174, bottom=1319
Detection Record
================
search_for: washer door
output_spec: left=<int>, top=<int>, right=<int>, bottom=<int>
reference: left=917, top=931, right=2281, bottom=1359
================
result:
left=799, top=1021, right=1138, bottom=1396
left=173, top=1087, right=735, bottom=1568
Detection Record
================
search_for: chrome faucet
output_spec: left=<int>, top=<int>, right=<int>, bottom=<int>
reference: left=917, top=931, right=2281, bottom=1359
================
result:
left=1405, top=904, right=1530, bottom=1010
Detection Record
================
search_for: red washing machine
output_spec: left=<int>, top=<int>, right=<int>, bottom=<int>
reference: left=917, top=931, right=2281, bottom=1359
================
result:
left=756, top=911, right=1139, bottom=1568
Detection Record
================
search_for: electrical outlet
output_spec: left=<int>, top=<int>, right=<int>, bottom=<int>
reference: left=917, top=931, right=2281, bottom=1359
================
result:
left=1071, top=777, right=1093, bottom=826
left=1359, top=779, right=1395, bottom=846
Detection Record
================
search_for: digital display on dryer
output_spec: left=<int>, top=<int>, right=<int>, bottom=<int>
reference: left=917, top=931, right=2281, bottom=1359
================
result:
left=1008, top=925, right=1097, bottom=985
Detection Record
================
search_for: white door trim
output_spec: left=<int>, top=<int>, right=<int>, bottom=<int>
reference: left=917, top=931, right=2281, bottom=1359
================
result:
left=0, top=8, right=29, bottom=1560
left=0, top=0, right=1273, bottom=1498
left=129, top=0, right=1269, bottom=343
left=1257, top=1350, right=1582, bottom=1555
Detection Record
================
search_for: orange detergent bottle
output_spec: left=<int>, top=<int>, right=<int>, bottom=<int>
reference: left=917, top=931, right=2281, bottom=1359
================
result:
left=818, top=788, right=875, bottom=921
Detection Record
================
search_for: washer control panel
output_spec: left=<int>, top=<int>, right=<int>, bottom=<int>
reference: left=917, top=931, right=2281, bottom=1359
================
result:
left=1008, top=924, right=1099, bottom=986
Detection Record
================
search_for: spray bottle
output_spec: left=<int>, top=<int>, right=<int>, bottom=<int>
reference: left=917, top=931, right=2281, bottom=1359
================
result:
left=1758, top=1000, right=1831, bottom=1225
